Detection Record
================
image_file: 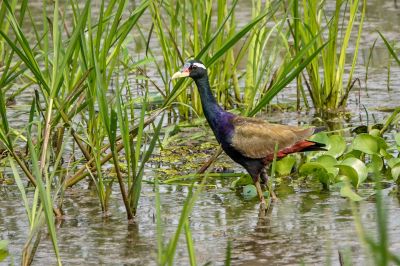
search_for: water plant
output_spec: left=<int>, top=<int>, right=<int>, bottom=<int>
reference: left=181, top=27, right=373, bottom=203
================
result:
left=0, top=0, right=164, bottom=262
left=289, top=0, right=366, bottom=113
left=351, top=178, right=400, bottom=265
left=149, top=0, right=328, bottom=119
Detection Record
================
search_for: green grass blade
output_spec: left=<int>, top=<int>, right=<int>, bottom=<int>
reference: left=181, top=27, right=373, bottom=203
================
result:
left=131, top=113, right=165, bottom=212
left=379, top=31, right=400, bottom=66
left=184, top=221, right=197, bottom=266
left=195, top=0, right=238, bottom=60
left=249, top=41, right=328, bottom=116
left=206, top=1, right=280, bottom=67
left=27, top=126, right=61, bottom=265
left=53, top=0, right=90, bottom=97
left=8, top=157, right=32, bottom=224
left=155, top=177, right=164, bottom=264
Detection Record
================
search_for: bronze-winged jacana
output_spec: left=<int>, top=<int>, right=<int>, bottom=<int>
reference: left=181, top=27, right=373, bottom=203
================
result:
left=172, top=59, right=325, bottom=208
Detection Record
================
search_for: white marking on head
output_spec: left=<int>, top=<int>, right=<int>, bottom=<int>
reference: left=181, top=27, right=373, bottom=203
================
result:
left=193, top=62, right=206, bottom=69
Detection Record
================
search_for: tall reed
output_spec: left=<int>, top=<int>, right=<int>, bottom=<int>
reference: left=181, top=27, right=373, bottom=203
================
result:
left=151, top=0, right=330, bottom=119
left=0, top=0, right=164, bottom=262
left=289, top=0, right=366, bottom=113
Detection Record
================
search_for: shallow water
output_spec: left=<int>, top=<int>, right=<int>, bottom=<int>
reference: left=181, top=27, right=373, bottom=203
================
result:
left=1, top=0, right=400, bottom=265
left=2, top=181, right=400, bottom=265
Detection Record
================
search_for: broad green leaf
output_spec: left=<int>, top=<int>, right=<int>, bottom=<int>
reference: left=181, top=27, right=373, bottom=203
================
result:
left=316, top=155, right=339, bottom=176
left=325, top=135, right=347, bottom=158
left=352, top=133, right=380, bottom=154
left=340, top=185, right=363, bottom=201
left=342, top=150, right=362, bottom=159
left=387, top=158, right=400, bottom=168
left=316, top=155, right=337, bottom=167
left=276, top=156, right=296, bottom=176
left=391, top=163, right=400, bottom=181
left=379, top=148, right=392, bottom=159
left=337, top=167, right=358, bottom=185
left=367, top=154, right=383, bottom=173
left=242, top=184, right=257, bottom=200
left=310, top=132, right=329, bottom=145
left=369, top=128, right=381, bottom=137
left=299, top=162, right=331, bottom=189
left=337, top=157, right=368, bottom=188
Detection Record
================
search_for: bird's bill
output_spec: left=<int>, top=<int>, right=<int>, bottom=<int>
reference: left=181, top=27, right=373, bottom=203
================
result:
left=171, top=70, right=189, bottom=79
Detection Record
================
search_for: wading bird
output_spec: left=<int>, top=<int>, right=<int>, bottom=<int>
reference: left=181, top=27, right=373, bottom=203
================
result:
left=172, top=59, right=325, bottom=208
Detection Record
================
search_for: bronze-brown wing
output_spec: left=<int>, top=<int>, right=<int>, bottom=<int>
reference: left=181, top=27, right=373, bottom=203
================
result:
left=230, top=116, right=315, bottom=159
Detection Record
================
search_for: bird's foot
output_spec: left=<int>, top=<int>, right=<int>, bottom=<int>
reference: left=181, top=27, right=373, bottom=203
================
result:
left=260, top=200, right=267, bottom=210
left=258, top=201, right=267, bottom=218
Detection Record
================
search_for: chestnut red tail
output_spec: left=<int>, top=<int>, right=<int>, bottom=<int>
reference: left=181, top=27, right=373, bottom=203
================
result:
left=264, top=140, right=326, bottom=162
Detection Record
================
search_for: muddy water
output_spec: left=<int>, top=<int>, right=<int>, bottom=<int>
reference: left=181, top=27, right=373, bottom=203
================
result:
left=1, top=0, right=400, bottom=265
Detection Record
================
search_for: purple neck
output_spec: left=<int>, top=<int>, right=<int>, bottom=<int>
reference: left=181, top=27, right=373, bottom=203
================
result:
left=194, top=76, right=234, bottom=142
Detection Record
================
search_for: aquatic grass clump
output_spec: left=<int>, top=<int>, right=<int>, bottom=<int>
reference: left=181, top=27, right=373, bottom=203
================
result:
left=0, top=0, right=166, bottom=262
left=289, top=0, right=366, bottom=113
left=151, top=0, right=327, bottom=118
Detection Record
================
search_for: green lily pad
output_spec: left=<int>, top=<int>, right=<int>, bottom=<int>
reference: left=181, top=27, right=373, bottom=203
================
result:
left=316, top=154, right=337, bottom=166
left=276, top=156, right=296, bottom=176
left=352, top=133, right=380, bottom=155
left=299, top=162, right=331, bottom=189
left=388, top=158, right=400, bottom=168
left=336, top=158, right=368, bottom=188
left=316, top=155, right=339, bottom=176
left=340, top=185, right=363, bottom=201
left=367, top=154, right=383, bottom=173
left=379, top=148, right=392, bottom=159
left=310, top=132, right=329, bottom=145
left=342, top=150, right=362, bottom=160
left=325, top=135, right=347, bottom=158
left=242, top=184, right=257, bottom=200
left=391, top=163, right=400, bottom=181
left=369, top=128, right=381, bottom=137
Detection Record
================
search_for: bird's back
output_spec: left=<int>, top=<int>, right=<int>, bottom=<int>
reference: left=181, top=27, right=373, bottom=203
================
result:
left=227, top=115, right=321, bottom=160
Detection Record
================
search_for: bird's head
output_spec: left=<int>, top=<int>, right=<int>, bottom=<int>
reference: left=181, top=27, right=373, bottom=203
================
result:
left=171, top=60, right=207, bottom=80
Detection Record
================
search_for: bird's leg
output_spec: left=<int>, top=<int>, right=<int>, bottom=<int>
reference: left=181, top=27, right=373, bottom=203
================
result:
left=254, top=178, right=267, bottom=209
left=261, top=169, right=277, bottom=201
